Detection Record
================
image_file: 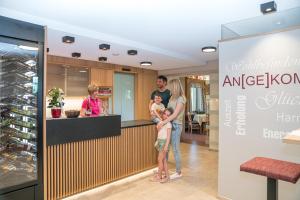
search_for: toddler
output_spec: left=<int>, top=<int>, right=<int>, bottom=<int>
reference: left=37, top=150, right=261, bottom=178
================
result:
left=150, top=93, right=165, bottom=123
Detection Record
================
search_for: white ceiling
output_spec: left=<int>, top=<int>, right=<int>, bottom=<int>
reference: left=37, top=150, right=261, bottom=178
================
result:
left=0, top=0, right=299, bottom=70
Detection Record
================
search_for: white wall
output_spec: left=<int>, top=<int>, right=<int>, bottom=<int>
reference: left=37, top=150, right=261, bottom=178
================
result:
left=219, top=28, right=300, bottom=200
left=209, top=72, right=219, bottom=151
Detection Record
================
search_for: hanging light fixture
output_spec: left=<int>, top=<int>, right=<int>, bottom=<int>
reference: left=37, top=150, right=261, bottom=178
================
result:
left=260, top=1, right=277, bottom=14
left=99, top=44, right=110, bottom=50
left=98, top=57, right=107, bottom=62
left=140, top=61, right=152, bottom=66
left=202, top=46, right=217, bottom=53
left=128, top=50, right=138, bottom=55
left=62, top=36, right=75, bottom=43
left=72, top=52, right=81, bottom=58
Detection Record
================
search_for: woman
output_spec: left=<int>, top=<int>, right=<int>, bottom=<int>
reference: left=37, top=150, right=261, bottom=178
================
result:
left=80, top=84, right=102, bottom=117
left=157, top=79, right=186, bottom=179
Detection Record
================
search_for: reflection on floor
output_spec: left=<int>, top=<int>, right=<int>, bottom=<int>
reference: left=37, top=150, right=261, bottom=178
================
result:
left=65, top=143, right=218, bottom=200
left=181, top=132, right=209, bottom=147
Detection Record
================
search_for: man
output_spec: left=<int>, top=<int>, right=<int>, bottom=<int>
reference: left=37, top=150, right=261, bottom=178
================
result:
left=149, top=75, right=171, bottom=112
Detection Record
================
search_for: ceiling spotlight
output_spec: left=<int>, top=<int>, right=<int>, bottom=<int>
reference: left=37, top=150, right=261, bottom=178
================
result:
left=62, top=36, right=75, bottom=43
left=128, top=50, right=138, bottom=55
left=202, top=46, right=217, bottom=53
left=140, top=61, right=152, bottom=66
left=99, top=57, right=107, bottom=62
left=99, top=44, right=110, bottom=50
left=72, top=52, right=81, bottom=58
left=260, top=1, right=277, bottom=14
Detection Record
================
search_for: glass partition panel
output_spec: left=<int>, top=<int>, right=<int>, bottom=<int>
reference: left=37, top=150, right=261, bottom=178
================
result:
left=222, top=7, right=300, bottom=40
left=113, top=73, right=135, bottom=121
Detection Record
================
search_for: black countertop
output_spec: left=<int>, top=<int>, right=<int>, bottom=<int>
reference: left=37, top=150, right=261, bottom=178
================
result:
left=46, top=115, right=121, bottom=146
left=46, top=116, right=155, bottom=146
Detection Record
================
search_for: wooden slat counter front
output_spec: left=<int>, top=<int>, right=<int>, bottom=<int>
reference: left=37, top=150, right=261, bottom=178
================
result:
left=45, top=117, right=157, bottom=200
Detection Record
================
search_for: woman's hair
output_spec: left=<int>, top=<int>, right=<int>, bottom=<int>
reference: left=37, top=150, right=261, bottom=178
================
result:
left=87, top=84, right=98, bottom=95
left=168, top=79, right=186, bottom=101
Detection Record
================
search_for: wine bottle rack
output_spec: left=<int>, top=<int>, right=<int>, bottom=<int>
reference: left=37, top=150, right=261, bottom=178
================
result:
left=0, top=44, right=39, bottom=190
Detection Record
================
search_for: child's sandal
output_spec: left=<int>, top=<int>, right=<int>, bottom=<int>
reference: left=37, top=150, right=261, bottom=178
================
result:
left=149, top=175, right=161, bottom=182
left=160, top=177, right=170, bottom=183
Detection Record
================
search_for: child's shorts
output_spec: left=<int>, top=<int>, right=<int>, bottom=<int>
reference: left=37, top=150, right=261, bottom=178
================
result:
left=154, top=139, right=170, bottom=152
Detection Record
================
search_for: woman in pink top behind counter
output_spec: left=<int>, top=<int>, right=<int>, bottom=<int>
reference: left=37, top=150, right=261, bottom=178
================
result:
left=80, top=84, right=102, bottom=117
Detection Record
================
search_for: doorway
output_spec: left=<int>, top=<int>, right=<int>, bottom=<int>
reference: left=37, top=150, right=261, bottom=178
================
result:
left=181, top=75, right=210, bottom=146
left=113, top=73, right=135, bottom=121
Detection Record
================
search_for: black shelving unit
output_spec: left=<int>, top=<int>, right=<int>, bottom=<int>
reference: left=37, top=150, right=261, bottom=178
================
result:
left=0, top=16, right=44, bottom=200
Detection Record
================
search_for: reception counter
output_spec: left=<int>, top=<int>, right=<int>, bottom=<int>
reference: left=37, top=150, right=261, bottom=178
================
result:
left=45, top=116, right=157, bottom=200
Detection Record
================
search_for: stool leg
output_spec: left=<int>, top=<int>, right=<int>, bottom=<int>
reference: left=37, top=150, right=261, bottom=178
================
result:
left=267, top=178, right=278, bottom=200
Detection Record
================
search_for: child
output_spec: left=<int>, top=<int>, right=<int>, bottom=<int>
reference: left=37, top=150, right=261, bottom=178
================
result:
left=150, top=108, right=173, bottom=183
left=150, top=93, right=165, bottom=124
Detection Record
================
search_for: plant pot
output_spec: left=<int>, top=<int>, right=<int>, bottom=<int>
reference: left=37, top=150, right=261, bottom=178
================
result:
left=51, top=108, right=62, bottom=118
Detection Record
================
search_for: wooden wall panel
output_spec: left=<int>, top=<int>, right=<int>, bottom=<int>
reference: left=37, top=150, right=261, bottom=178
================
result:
left=90, top=68, right=113, bottom=87
left=46, top=125, right=157, bottom=200
left=135, top=70, right=157, bottom=120
left=47, top=55, right=158, bottom=120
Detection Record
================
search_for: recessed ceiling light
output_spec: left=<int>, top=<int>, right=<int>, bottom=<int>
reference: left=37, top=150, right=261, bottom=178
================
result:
left=79, top=70, right=87, bottom=73
left=62, top=36, right=75, bottom=43
left=140, top=61, right=152, bottom=66
left=99, top=44, right=110, bottom=50
left=128, top=50, right=138, bottom=55
left=260, top=1, right=277, bottom=14
left=18, top=45, right=38, bottom=51
left=72, top=52, right=81, bottom=58
left=202, top=46, right=217, bottom=53
left=99, top=57, right=107, bottom=62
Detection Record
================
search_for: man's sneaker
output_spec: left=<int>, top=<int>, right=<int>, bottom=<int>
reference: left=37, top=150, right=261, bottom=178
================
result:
left=170, top=172, right=182, bottom=180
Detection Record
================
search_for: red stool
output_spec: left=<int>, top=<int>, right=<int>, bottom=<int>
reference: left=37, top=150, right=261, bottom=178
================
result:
left=240, top=157, right=300, bottom=200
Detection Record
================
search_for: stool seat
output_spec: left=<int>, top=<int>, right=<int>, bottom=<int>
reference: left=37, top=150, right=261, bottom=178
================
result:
left=240, top=157, right=300, bottom=184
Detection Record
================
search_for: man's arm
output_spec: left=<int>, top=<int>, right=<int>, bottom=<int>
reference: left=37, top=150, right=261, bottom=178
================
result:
left=149, top=91, right=155, bottom=113
left=149, top=100, right=154, bottom=113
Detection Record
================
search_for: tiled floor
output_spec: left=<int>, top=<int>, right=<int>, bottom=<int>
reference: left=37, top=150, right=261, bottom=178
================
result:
left=66, top=143, right=219, bottom=200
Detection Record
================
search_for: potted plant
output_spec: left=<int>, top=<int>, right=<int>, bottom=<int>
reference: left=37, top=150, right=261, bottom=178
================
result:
left=47, top=87, right=64, bottom=118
